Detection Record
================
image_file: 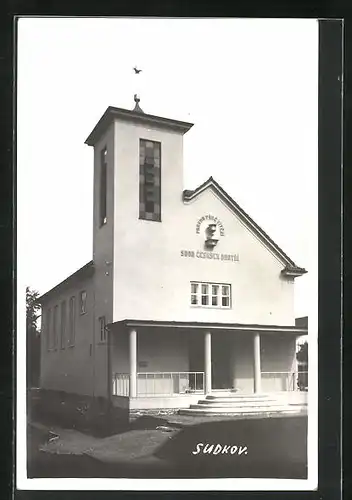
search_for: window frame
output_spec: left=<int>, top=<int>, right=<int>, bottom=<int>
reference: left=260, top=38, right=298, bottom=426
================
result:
left=98, top=316, right=106, bottom=343
left=79, top=290, right=87, bottom=315
left=68, top=295, right=76, bottom=347
left=99, top=147, right=108, bottom=227
left=190, top=281, right=232, bottom=309
left=139, top=138, right=161, bottom=222
left=60, top=300, right=66, bottom=349
left=46, top=308, right=52, bottom=351
left=53, top=304, right=59, bottom=349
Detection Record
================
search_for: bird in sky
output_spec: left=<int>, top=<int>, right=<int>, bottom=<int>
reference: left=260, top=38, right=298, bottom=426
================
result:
left=133, top=66, right=142, bottom=74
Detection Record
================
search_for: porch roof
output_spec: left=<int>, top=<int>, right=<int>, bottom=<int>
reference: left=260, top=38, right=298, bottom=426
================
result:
left=108, top=319, right=308, bottom=335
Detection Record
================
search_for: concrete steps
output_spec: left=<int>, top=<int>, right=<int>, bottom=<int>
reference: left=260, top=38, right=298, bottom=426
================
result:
left=178, top=393, right=307, bottom=417
left=195, top=398, right=277, bottom=405
left=190, top=403, right=287, bottom=410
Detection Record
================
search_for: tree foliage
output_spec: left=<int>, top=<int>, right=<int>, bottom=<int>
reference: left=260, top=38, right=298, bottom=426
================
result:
left=296, top=341, right=308, bottom=364
left=26, top=287, right=41, bottom=335
left=26, top=286, right=41, bottom=388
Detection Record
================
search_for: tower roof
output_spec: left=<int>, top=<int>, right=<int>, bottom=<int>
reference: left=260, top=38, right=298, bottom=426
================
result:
left=85, top=99, right=193, bottom=146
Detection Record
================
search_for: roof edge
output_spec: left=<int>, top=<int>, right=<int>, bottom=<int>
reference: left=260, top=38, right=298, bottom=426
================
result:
left=85, top=106, right=194, bottom=146
left=281, top=266, right=308, bottom=278
left=107, top=318, right=308, bottom=335
left=37, top=260, right=95, bottom=303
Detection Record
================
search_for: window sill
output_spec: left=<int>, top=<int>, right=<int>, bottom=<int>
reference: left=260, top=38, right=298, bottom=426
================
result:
left=138, top=216, right=162, bottom=223
left=190, top=305, right=232, bottom=310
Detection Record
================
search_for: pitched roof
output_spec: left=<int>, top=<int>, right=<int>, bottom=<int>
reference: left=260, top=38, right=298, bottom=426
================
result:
left=37, top=260, right=95, bottom=303
left=183, top=176, right=307, bottom=277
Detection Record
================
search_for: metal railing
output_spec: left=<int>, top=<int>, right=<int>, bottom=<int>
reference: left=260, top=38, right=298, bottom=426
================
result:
left=112, top=373, right=130, bottom=396
left=261, top=371, right=308, bottom=391
left=137, top=371, right=205, bottom=396
left=112, top=371, right=205, bottom=397
left=297, top=370, right=308, bottom=391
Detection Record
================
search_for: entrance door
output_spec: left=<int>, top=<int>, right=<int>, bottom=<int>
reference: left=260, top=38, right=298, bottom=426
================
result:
left=212, top=337, right=233, bottom=389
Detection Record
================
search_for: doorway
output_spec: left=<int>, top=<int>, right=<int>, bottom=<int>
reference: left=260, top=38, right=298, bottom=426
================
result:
left=212, top=336, right=233, bottom=390
left=188, top=332, right=233, bottom=390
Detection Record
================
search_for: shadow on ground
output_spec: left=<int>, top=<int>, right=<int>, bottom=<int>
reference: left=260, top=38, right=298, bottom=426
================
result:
left=153, top=415, right=308, bottom=478
left=27, top=415, right=307, bottom=479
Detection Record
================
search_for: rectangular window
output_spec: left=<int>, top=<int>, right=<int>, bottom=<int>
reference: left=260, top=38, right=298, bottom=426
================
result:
left=68, top=296, right=76, bottom=346
left=191, top=283, right=198, bottom=305
left=212, top=285, right=219, bottom=306
left=99, top=316, right=106, bottom=342
left=80, top=291, right=87, bottom=315
left=60, top=301, right=66, bottom=349
left=46, top=308, right=51, bottom=351
left=222, top=285, right=230, bottom=307
left=201, top=284, right=209, bottom=305
left=53, top=305, right=59, bottom=349
left=99, top=147, right=107, bottom=226
left=139, top=139, right=161, bottom=222
left=190, top=282, right=231, bottom=309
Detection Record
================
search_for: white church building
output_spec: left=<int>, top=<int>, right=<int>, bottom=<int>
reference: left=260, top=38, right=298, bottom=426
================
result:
left=38, top=97, right=308, bottom=415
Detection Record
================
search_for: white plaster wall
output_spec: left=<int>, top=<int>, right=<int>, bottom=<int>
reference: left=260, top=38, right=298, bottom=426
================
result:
left=260, top=334, right=297, bottom=392
left=111, top=117, right=295, bottom=326
left=111, top=328, right=190, bottom=396
left=231, top=333, right=297, bottom=393
left=111, top=329, right=129, bottom=375
left=39, top=122, right=116, bottom=399
left=231, top=334, right=254, bottom=393
left=40, top=276, right=95, bottom=396
left=129, top=394, right=202, bottom=409
left=137, top=329, right=189, bottom=372
left=91, top=124, right=115, bottom=397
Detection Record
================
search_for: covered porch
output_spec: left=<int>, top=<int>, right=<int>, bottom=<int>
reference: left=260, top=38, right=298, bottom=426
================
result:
left=108, top=319, right=308, bottom=410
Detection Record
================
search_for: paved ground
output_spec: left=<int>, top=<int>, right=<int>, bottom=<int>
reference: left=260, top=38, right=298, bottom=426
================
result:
left=27, top=413, right=308, bottom=479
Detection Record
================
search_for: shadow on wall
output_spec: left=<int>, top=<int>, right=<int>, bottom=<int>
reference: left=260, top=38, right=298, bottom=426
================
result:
left=28, top=388, right=129, bottom=437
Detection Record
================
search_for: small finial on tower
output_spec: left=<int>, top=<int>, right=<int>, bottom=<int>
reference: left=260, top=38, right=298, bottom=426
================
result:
left=133, top=94, right=144, bottom=113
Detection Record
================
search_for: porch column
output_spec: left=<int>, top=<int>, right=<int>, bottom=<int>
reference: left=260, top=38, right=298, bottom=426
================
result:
left=253, top=332, right=261, bottom=393
left=204, top=331, right=212, bottom=394
left=129, top=328, right=137, bottom=398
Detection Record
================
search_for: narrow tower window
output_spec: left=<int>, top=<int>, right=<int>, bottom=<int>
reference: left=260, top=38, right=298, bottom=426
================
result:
left=139, top=139, right=161, bottom=221
left=99, top=148, right=107, bottom=226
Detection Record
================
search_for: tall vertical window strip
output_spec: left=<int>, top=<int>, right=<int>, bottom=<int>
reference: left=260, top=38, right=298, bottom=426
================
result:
left=99, top=316, right=106, bottom=342
left=53, top=305, right=59, bottom=349
left=47, top=308, right=51, bottom=350
left=139, top=139, right=161, bottom=221
left=99, top=148, right=107, bottom=226
left=60, top=301, right=66, bottom=349
left=80, top=290, right=87, bottom=315
left=68, top=296, right=76, bottom=346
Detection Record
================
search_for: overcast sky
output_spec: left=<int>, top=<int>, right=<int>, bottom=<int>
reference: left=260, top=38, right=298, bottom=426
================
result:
left=17, top=18, right=318, bottom=320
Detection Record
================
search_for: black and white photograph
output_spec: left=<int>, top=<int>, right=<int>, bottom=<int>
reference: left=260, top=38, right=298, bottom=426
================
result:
left=17, top=17, right=318, bottom=491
